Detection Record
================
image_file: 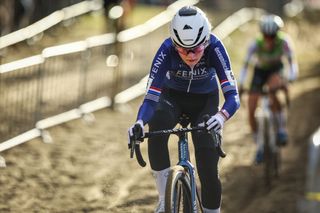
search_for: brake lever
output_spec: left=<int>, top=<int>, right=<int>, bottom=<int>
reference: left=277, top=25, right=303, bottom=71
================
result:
left=213, top=132, right=226, bottom=158
left=129, top=135, right=136, bottom=159
left=129, top=124, right=146, bottom=167
left=202, top=114, right=227, bottom=158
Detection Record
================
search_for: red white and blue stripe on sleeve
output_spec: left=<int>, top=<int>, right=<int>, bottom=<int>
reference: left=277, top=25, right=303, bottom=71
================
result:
left=137, top=41, right=170, bottom=124
left=220, top=79, right=235, bottom=94
left=136, top=86, right=162, bottom=124
left=145, top=86, right=162, bottom=102
left=219, top=77, right=240, bottom=120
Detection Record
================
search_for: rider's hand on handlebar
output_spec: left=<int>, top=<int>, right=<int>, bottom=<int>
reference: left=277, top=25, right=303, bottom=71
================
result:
left=288, top=64, right=298, bottom=83
left=206, top=112, right=226, bottom=133
left=287, top=75, right=296, bottom=84
left=128, top=120, right=145, bottom=145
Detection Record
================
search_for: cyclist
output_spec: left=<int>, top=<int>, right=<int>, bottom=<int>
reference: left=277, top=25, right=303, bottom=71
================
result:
left=238, top=14, right=298, bottom=163
left=128, top=6, right=240, bottom=213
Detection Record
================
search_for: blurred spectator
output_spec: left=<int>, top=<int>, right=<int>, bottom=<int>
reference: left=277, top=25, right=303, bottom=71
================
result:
left=104, top=0, right=120, bottom=11
left=20, top=0, right=34, bottom=26
left=121, top=0, right=136, bottom=28
left=103, top=0, right=136, bottom=32
left=0, top=0, right=88, bottom=35
left=138, top=0, right=174, bottom=5
left=0, top=0, right=14, bottom=35
left=0, top=0, right=91, bottom=36
left=13, top=0, right=25, bottom=31
left=103, top=0, right=121, bottom=32
left=32, top=0, right=56, bottom=23
left=13, top=0, right=35, bottom=30
left=31, top=0, right=85, bottom=26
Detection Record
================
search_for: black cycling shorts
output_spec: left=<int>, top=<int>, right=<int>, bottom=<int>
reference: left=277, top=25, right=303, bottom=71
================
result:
left=148, top=88, right=221, bottom=209
left=250, top=62, right=283, bottom=93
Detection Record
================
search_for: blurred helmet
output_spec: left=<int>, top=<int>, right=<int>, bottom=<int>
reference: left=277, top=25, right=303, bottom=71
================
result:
left=170, top=6, right=211, bottom=48
left=260, top=15, right=284, bottom=36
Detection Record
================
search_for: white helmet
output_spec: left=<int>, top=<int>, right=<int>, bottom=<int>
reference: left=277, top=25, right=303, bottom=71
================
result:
left=260, top=15, right=284, bottom=36
left=170, top=6, right=211, bottom=48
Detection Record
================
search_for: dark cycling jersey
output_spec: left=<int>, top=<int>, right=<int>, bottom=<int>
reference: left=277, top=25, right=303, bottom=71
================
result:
left=137, top=34, right=240, bottom=124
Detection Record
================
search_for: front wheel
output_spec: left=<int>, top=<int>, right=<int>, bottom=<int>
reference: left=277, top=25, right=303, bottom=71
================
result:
left=263, top=116, right=281, bottom=187
left=165, top=165, right=193, bottom=213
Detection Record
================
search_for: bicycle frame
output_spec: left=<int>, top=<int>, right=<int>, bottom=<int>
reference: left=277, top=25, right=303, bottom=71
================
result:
left=256, top=92, right=277, bottom=154
left=129, top=115, right=226, bottom=212
left=255, top=88, right=282, bottom=186
left=176, top=131, right=200, bottom=212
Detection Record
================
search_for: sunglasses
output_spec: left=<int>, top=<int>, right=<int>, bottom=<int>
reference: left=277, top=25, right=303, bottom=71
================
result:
left=175, top=43, right=205, bottom=56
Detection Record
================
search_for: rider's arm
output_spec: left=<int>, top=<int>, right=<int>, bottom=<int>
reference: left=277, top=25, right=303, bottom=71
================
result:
left=136, top=40, right=171, bottom=125
left=283, top=37, right=299, bottom=82
left=210, top=39, right=240, bottom=120
left=239, top=41, right=257, bottom=86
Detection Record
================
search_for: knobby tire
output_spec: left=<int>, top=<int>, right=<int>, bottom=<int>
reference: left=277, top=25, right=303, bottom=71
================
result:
left=165, top=165, right=193, bottom=213
left=263, top=117, right=280, bottom=187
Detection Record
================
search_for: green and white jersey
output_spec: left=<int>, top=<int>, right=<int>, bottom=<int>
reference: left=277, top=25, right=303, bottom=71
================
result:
left=254, top=32, right=292, bottom=69
left=239, top=31, right=298, bottom=85
left=245, top=32, right=293, bottom=69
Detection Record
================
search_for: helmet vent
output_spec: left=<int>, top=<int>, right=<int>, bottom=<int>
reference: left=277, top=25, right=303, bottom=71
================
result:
left=178, top=6, right=197, bottom=16
left=183, top=25, right=193, bottom=30
left=173, top=29, right=185, bottom=46
left=193, top=26, right=204, bottom=44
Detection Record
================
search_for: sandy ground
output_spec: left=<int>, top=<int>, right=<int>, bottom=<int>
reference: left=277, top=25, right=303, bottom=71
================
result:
left=1, top=8, right=320, bottom=213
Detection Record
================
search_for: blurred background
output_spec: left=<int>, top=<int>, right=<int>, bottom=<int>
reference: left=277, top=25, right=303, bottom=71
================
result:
left=0, top=0, right=309, bottom=36
left=0, top=0, right=320, bottom=212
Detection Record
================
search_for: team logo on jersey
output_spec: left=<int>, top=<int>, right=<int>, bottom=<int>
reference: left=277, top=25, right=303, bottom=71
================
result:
left=174, top=67, right=209, bottom=80
left=214, top=47, right=229, bottom=71
left=151, top=51, right=167, bottom=74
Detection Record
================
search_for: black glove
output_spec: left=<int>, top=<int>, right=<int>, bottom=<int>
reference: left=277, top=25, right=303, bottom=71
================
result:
left=128, top=120, right=144, bottom=148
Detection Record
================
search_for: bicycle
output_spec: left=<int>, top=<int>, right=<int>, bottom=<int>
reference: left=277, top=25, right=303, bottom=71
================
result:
left=243, top=86, right=287, bottom=187
left=129, top=114, right=226, bottom=213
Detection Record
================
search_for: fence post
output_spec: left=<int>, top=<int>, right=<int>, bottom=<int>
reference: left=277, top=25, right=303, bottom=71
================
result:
left=0, top=155, right=5, bottom=168
left=0, top=61, right=4, bottom=167
left=35, top=57, right=52, bottom=144
left=35, top=60, right=44, bottom=124
left=108, top=5, right=124, bottom=110
left=305, top=128, right=320, bottom=212
left=78, top=48, right=90, bottom=108
left=78, top=48, right=96, bottom=124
